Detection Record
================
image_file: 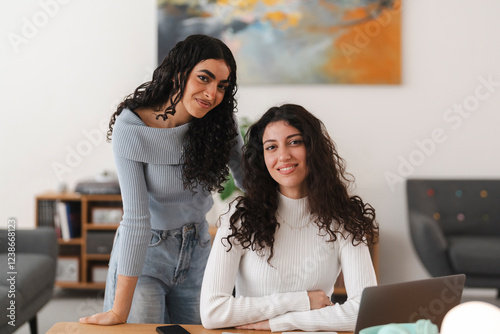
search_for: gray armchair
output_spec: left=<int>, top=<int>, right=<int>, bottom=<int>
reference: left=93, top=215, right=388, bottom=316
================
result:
left=406, top=179, right=500, bottom=298
left=0, top=227, right=57, bottom=334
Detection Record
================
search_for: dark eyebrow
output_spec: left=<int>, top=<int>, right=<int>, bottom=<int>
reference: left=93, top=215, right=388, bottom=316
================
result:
left=198, top=69, right=229, bottom=83
left=263, top=133, right=302, bottom=145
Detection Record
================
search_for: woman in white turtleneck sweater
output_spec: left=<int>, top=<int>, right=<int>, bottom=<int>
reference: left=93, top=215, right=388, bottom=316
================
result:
left=200, top=104, right=379, bottom=332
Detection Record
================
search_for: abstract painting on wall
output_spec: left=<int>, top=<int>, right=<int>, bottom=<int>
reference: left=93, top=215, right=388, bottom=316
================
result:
left=158, top=0, right=401, bottom=85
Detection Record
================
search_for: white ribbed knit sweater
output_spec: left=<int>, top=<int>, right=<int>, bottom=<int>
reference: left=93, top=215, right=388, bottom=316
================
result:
left=200, top=192, right=377, bottom=332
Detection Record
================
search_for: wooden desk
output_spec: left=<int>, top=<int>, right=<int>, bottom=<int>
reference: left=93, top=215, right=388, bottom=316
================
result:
left=46, top=323, right=354, bottom=334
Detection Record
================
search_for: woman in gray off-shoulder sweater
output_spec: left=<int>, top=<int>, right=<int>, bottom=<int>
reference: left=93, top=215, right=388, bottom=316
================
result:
left=79, top=34, right=243, bottom=326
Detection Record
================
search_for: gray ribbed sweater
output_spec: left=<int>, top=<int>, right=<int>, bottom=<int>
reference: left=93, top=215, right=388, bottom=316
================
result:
left=112, top=109, right=244, bottom=276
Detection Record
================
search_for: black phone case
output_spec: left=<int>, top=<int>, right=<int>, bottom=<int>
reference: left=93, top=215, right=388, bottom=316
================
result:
left=156, top=325, right=191, bottom=334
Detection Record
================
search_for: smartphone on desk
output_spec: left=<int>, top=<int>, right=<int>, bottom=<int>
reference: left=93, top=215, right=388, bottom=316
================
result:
left=156, top=325, right=191, bottom=334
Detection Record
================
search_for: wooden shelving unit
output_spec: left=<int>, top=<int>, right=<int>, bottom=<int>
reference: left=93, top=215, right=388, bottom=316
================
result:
left=36, top=191, right=122, bottom=289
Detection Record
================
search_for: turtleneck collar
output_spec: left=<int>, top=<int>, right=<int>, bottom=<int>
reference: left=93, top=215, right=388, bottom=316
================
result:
left=276, top=191, right=312, bottom=229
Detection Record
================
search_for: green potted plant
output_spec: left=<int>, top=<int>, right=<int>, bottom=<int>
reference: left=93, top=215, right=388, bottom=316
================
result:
left=219, top=116, right=252, bottom=201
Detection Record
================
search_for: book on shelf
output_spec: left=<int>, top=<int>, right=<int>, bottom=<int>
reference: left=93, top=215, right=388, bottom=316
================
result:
left=66, top=201, right=81, bottom=238
left=53, top=208, right=62, bottom=239
left=38, top=199, right=81, bottom=240
left=57, top=201, right=70, bottom=241
left=37, top=200, right=57, bottom=227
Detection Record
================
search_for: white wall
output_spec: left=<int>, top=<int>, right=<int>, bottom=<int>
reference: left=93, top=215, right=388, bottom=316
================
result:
left=1, top=0, right=499, bottom=285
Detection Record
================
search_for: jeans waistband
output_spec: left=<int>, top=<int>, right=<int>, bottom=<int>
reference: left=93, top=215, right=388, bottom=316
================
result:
left=152, top=221, right=206, bottom=240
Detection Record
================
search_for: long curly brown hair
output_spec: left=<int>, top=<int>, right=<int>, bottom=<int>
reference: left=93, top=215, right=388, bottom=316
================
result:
left=225, top=104, right=378, bottom=262
left=107, top=34, right=239, bottom=193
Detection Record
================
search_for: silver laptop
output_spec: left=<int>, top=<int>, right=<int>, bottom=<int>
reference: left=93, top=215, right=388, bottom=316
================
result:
left=354, top=274, right=466, bottom=334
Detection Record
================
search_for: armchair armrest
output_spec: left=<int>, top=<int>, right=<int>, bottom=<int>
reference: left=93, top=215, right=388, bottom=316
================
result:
left=408, top=211, right=454, bottom=276
left=1, top=227, right=58, bottom=259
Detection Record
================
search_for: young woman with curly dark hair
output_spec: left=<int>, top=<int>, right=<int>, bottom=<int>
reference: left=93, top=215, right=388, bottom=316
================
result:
left=201, top=104, right=379, bottom=332
left=80, top=35, right=243, bottom=326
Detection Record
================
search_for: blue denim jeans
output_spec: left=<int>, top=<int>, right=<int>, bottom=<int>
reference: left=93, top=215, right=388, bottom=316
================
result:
left=103, top=222, right=211, bottom=324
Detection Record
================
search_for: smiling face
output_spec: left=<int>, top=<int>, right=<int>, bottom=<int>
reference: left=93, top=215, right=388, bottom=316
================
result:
left=174, top=58, right=230, bottom=124
left=262, top=120, right=308, bottom=199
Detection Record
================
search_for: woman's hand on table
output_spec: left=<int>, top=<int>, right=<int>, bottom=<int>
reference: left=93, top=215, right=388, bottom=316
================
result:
left=308, top=290, right=333, bottom=310
left=79, top=310, right=125, bottom=326
left=79, top=275, right=135, bottom=325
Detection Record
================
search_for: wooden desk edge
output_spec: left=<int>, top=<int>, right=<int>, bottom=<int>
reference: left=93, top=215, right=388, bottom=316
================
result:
left=46, top=323, right=353, bottom=334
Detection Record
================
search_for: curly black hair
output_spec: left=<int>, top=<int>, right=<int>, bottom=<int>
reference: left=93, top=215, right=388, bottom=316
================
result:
left=224, top=104, right=378, bottom=262
left=107, top=34, right=239, bottom=193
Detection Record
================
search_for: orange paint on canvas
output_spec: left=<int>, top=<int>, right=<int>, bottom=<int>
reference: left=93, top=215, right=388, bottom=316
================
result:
left=326, top=2, right=401, bottom=84
left=263, top=11, right=300, bottom=29
left=262, top=0, right=283, bottom=6
left=342, top=7, right=371, bottom=21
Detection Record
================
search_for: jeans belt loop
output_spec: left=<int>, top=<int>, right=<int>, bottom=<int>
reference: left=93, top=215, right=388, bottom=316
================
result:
left=194, top=222, right=200, bottom=240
